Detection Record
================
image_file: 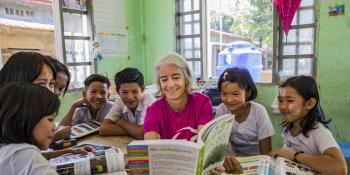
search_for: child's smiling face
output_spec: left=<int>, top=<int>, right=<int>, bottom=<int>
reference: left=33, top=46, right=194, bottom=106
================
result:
left=220, top=81, right=247, bottom=114
left=84, top=81, right=110, bottom=112
left=278, top=86, right=311, bottom=124
left=118, top=82, right=144, bottom=111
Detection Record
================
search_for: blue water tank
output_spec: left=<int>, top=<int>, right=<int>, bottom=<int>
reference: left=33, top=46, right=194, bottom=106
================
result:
left=217, top=41, right=263, bottom=82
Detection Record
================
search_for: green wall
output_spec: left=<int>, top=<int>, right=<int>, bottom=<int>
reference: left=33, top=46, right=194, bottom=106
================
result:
left=143, top=0, right=176, bottom=85
left=59, top=0, right=350, bottom=145
left=97, top=0, right=145, bottom=79
left=316, top=0, right=350, bottom=141
left=256, top=85, right=283, bottom=148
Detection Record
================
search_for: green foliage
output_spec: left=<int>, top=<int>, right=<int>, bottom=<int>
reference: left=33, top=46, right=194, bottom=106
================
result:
left=210, top=10, right=220, bottom=31
left=209, top=0, right=273, bottom=49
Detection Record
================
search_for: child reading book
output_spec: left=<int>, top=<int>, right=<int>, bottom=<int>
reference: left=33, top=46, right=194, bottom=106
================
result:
left=100, top=67, right=155, bottom=139
left=269, top=75, right=347, bottom=175
left=59, top=74, right=114, bottom=126
left=216, top=67, right=275, bottom=156
left=0, top=82, right=60, bottom=174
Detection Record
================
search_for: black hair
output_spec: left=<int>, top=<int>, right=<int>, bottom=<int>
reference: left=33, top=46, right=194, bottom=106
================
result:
left=0, top=52, right=57, bottom=89
left=217, top=67, right=257, bottom=101
left=0, top=82, right=60, bottom=147
left=47, top=56, right=71, bottom=95
left=280, top=75, right=331, bottom=137
left=114, top=67, right=145, bottom=92
left=84, top=74, right=110, bottom=88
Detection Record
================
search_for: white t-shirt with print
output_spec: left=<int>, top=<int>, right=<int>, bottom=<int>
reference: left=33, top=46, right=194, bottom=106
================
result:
left=283, top=122, right=339, bottom=155
left=216, top=101, right=275, bottom=156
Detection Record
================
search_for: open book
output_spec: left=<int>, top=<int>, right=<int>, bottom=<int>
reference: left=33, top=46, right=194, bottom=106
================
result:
left=70, top=120, right=101, bottom=139
left=223, top=155, right=317, bottom=175
left=50, top=147, right=125, bottom=175
left=127, top=114, right=235, bottom=175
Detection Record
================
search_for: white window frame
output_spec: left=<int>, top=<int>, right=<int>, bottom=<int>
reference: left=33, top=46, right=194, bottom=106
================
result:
left=176, top=0, right=317, bottom=83
left=52, top=0, right=95, bottom=90
left=274, top=0, right=317, bottom=81
left=175, top=0, right=208, bottom=80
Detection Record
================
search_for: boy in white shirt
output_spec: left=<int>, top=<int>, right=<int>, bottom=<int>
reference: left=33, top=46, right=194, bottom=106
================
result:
left=99, top=68, right=155, bottom=139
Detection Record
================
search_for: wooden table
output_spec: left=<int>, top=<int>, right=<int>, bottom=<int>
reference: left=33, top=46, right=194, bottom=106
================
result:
left=77, top=134, right=135, bottom=175
left=78, top=133, right=135, bottom=154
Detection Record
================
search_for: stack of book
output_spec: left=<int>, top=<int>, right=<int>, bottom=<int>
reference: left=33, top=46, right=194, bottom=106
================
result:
left=127, top=144, right=149, bottom=175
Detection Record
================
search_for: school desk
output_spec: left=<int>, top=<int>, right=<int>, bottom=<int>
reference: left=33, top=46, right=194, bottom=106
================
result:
left=78, top=133, right=135, bottom=154
left=77, top=134, right=135, bottom=175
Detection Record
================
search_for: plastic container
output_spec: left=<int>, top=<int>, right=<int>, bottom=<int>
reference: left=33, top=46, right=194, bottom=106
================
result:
left=217, top=41, right=263, bottom=82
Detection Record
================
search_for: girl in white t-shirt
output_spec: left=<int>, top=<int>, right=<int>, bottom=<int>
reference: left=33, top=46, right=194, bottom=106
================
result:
left=269, top=75, right=347, bottom=175
left=215, top=67, right=275, bottom=156
left=212, top=67, right=275, bottom=175
left=0, top=82, right=60, bottom=175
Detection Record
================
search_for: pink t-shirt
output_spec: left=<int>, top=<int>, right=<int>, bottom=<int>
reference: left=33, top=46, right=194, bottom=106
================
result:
left=144, top=92, right=213, bottom=142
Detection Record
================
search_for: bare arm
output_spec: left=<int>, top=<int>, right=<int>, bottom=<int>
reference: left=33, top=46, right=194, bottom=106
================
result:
left=42, top=149, right=71, bottom=160
left=99, top=119, right=128, bottom=136
left=52, top=126, right=71, bottom=142
left=144, top=131, right=160, bottom=140
left=270, top=147, right=347, bottom=175
left=259, top=137, right=272, bottom=155
left=59, top=98, right=87, bottom=126
left=115, top=119, right=144, bottom=139
left=297, top=148, right=347, bottom=175
left=42, top=145, right=95, bottom=160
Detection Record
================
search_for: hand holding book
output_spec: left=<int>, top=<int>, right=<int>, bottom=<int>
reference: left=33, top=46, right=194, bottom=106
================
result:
left=222, top=155, right=243, bottom=174
left=222, top=155, right=317, bottom=175
left=210, top=155, right=243, bottom=175
left=269, top=148, right=296, bottom=160
left=50, top=147, right=125, bottom=175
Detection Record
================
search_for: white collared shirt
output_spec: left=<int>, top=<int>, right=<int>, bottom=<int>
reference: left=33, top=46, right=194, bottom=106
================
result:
left=105, top=93, right=155, bottom=125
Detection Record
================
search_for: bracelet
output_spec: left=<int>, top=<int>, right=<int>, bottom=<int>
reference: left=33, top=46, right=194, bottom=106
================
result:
left=293, top=151, right=303, bottom=163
